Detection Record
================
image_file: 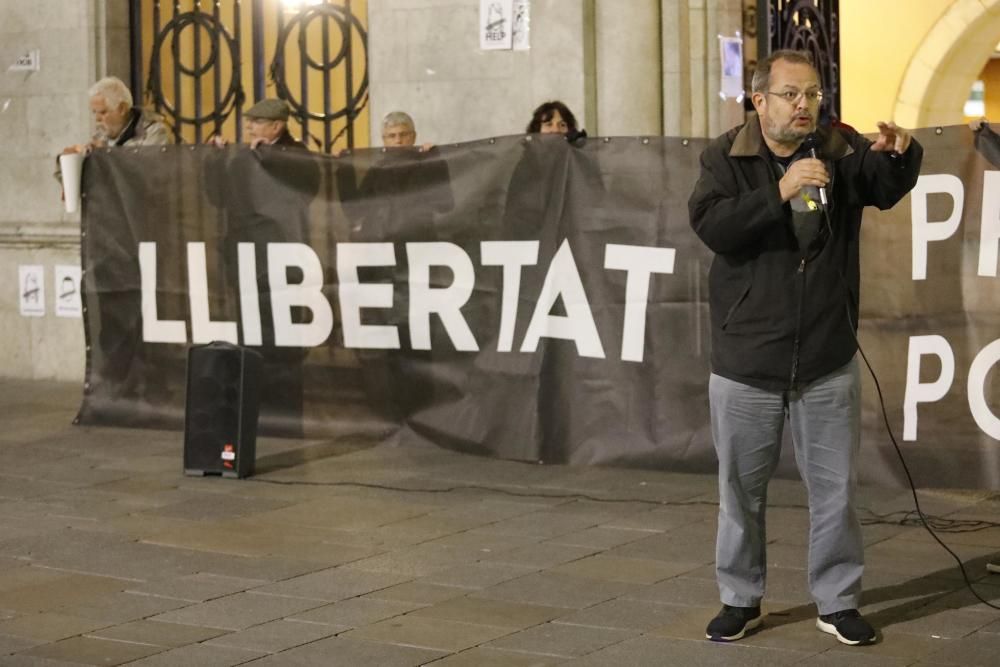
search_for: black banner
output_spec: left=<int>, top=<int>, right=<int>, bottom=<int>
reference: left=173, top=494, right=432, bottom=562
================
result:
left=77, top=128, right=1000, bottom=488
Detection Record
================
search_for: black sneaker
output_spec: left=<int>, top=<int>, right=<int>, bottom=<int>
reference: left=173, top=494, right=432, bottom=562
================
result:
left=705, top=604, right=762, bottom=641
left=816, top=609, right=877, bottom=645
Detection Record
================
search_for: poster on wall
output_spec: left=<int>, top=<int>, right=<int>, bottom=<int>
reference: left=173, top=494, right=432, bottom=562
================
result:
left=512, top=0, right=530, bottom=51
left=719, top=34, right=744, bottom=101
left=480, top=0, right=513, bottom=50
left=18, top=265, right=45, bottom=317
left=54, top=265, right=82, bottom=318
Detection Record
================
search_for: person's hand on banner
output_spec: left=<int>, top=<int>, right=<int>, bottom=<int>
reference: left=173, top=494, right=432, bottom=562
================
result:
left=970, top=117, right=989, bottom=132
left=206, top=133, right=228, bottom=148
left=61, top=143, right=92, bottom=156
left=871, top=121, right=912, bottom=154
left=418, top=142, right=435, bottom=152
left=778, top=158, right=829, bottom=202
left=249, top=136, right=273, bottom=149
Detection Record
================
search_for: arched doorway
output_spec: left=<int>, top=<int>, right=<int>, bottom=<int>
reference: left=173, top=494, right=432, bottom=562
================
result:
left=895, top=1, right=1000, bottom=127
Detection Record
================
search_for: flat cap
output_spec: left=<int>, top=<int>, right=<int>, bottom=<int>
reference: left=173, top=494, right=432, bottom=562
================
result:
left=245, top=98, right=290, bottom=121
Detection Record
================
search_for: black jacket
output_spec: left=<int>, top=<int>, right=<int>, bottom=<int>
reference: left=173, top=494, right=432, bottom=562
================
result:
left=688, top=117, right=923, bottom=391
left=337, top=147, right=454, bottom=241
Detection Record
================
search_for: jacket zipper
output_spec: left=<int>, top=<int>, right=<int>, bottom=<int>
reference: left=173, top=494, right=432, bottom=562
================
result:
left=789, top=258, right=806, bottom=388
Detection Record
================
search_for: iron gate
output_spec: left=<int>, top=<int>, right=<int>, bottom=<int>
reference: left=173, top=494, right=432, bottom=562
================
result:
left=129, top=0, right=369, bottom=153
left=760, top=0, right=841, bottom=119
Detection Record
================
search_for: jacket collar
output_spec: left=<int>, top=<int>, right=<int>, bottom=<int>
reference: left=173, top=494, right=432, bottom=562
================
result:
left=729, top=115, right=854, bottom=160
left=112, top=108, right=141, bottom=146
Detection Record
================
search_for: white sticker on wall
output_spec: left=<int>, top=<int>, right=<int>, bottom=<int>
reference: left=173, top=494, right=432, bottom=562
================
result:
left=480, top=0, right=514, bottom=50
left=19, top=265, right=45, bottom=317
left=719, top=34, right=745, bottom=102
left=55, top=265, right=82, bottom=318
left=512, top=0, right=530, bottom=51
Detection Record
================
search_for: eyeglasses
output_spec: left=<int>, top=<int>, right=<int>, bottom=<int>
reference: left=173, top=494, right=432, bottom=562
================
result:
left=766, top=89, right=824, bottom=104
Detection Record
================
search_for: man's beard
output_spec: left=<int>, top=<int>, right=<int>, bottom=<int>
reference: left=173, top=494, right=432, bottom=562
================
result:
left=98, top=121, right=126, bottom=141
left=764, top=115, right=812, bottom=144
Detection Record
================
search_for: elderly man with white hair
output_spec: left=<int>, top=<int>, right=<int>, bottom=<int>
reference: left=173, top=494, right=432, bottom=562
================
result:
left=58, top=78, right=170, bottom=403
left=61, top=76, right=169, bottom=156
left=380, top=110, right=434, bottom=151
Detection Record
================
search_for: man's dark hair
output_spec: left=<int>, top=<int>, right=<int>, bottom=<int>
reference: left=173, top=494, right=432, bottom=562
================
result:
left=526, top=101, right=579, bottom=134
left=751, top=50, right=816, bottom=94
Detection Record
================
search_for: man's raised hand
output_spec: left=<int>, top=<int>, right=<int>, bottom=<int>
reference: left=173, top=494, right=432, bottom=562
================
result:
left=872, top=121, right=912, bottom=154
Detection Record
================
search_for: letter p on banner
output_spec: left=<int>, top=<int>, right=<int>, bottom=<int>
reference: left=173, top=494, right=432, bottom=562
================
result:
left=910, top=174, right=963, bottom=281
left=903, top=335, right=955, bottom=441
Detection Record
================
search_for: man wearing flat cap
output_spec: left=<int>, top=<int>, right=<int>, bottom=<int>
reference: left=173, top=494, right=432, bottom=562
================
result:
left=209, top=98, right=308, bottom=149
left=206, top=97, right=319, bottom=436
left=244, top=98, right=309, bottom=149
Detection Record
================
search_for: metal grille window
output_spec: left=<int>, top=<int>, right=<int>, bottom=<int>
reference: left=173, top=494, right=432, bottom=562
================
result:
left=130, top=0, right=369, bottom=153
left=763, top=0, right=841, bottom=119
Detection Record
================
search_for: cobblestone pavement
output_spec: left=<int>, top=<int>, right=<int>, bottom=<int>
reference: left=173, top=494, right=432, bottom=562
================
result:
left=0, top=379, right=998, bottom=666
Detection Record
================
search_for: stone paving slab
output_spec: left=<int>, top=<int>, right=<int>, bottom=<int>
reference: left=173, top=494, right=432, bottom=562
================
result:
left=407, top=597, right=567, bottom=629
left=483, top=622, right=636, bottom=658
left=0, top=613, right=111, bottom=643
left=0, top=379, right=999, bottom=666
left=428, top=647, right=565, bottom=666
left=87, top=619, right=228, bottom=647
left=551, top=598, right=698, bottom=632
left=16, top=637, right=165, bottom=665
left=124, top=573, right=270, bottom=603
left=569, top=634, right=813, bottom=666
left=479, top=542, right=599, bottom=571
left=148, top=592, right=326, bottom=631
left=56, top=591, right=192, bottom=625
left=418, top=562, right=540, bottom=590
left=474, top=572, right=644, bottom=610
left=201, top=618, right=339, bottom=653
left=361, top=581, right=472, bottom=606
left=288, top=597, right=420, bottom=628
left=342, top=614, right=515, bottom=652
left=0, top=635, right=44, bottom=656
left=252, top=566, right=414, bottom=601
left=245, top=635, right=446, bottom=666
left=120, top=642, right=266, bottom=666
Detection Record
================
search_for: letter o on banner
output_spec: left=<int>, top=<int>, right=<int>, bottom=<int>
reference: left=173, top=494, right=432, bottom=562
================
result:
left=967, top=338, right=1000, bottom=441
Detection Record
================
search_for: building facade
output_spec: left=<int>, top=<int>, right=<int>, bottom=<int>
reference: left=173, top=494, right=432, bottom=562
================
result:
left=0, top=0, right=996, bottom=381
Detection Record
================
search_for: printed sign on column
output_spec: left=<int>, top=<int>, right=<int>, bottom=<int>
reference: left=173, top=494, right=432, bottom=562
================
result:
left=55, top=265, right=82, bottom=318
left=19, top=265, right=45, bottom=317
left=480, top=0, right=514, bottom=50
left=719, top=35, right=745, bottom=101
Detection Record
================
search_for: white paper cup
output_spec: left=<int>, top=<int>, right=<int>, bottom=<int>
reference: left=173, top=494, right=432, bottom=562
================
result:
left=59, top=152, right=84, bottom=214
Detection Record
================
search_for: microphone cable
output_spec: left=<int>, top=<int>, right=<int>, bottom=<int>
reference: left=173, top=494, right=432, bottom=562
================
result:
left=813, top=171, right=1000, bottom=611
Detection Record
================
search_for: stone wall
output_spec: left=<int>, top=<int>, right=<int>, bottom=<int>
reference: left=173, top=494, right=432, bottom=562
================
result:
left=367, top=0, right=598, bottom=145
left=367, top=0, right=742, bottom=144
left=0, top=0, right=742, bottom=382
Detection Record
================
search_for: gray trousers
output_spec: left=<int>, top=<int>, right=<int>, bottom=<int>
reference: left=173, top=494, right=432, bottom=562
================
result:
left=709, top=359, right=862, bottom=615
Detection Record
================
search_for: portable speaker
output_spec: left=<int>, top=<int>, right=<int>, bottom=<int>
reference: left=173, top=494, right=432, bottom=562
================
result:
left=183, top=341, right=263, bottom=478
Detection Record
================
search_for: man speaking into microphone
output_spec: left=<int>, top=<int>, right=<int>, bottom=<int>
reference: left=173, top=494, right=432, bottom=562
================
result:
left=688, top=49, right=922, bottom=645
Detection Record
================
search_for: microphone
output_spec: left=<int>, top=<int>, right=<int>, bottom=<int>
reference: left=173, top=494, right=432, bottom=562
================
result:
left=803, top=133, right=828, bottom=207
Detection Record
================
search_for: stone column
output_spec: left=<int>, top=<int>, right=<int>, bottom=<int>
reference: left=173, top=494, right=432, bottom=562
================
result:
left=594, top=0, right=662, bottom=136
left=0, top=0, right=113, bottom=380
left=662, top=0, right=744, bottom=138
